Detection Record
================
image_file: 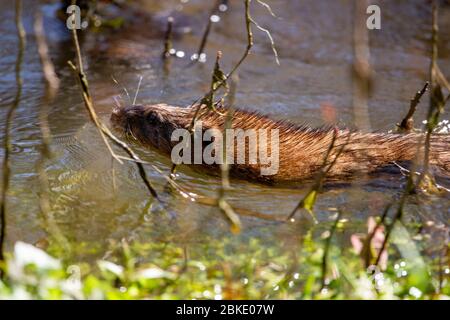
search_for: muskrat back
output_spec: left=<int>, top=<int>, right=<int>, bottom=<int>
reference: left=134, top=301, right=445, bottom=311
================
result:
left=110, top=103, right=450, bottom=183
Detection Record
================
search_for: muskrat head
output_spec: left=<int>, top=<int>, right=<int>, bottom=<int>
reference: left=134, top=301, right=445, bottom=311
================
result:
left=110, top=104, right=185, bottom=152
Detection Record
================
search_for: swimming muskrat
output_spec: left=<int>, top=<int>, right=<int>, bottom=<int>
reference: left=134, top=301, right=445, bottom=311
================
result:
left=110, top=104, right=450, bottom=183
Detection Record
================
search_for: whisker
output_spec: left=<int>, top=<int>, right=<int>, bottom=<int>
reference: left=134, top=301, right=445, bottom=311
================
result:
left=133, top=75, right=143, bottom=105
left=112, top=95, right=122, bottom=109
left=111, top=75, right=132, bottom=104
left=126, top=123, right=138, bottom=141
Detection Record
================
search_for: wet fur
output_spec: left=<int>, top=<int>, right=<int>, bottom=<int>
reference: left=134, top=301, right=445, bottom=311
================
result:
left=110, top=104, right=450, bottom=183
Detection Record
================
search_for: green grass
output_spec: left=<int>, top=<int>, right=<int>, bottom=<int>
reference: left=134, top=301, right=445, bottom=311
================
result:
left=1, top=227, right=448, bottom=300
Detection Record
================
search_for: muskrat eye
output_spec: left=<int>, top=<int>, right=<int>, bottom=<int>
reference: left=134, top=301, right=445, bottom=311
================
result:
left=146, top=110, right=164, bottom=125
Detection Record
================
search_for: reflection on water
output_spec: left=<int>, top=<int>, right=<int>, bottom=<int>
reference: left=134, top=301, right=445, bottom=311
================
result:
left=0, top=0, right=448, bottom=261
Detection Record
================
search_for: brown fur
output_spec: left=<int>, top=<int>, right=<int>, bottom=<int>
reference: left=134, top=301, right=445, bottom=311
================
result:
left=110, top=104, right=450, bottom=183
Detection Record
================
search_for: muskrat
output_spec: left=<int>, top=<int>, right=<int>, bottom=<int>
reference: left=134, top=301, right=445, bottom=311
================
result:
left=110, top=103, right=450, bottom=184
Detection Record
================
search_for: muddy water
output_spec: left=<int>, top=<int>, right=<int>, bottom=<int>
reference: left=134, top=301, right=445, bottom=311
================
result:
left=0, top=0, right=448, bottom=261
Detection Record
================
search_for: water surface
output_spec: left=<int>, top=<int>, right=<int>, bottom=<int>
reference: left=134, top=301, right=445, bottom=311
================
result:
left=0, top=0, right=449, bottom=262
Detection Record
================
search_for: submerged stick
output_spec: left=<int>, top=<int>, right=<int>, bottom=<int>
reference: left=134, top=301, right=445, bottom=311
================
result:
left=0, top=0, right=25, bottom=267
left=194, top=0, right=226, bottom=61
left=162, top=16, right=174, bottom=59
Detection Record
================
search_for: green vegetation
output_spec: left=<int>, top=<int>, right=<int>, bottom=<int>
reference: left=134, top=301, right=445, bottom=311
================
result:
left=0, top=0, right=448, bottom=301
left=1, top=223, right=448, bottom=299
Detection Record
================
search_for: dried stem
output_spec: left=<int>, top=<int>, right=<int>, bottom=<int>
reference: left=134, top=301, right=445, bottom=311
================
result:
left=195, top=0, right=225, bottom=59
left=68, top=20, right=158, bottom=199
left=0, top=0, right=25, bottom=267
left=416, top=0, right=446, bottom=188
left=169, top=0, right=254, bottom=177
left=373, top=3, right=450, bottom=269
left=397, top=82, right=429, bottom=133
left=217, top=73, right=240, bottom=233
left=287, top=129, right=349, bottom=221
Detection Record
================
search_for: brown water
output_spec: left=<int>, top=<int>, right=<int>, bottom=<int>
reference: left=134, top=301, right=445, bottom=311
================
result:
left=0, top=0, right=449, bottom=261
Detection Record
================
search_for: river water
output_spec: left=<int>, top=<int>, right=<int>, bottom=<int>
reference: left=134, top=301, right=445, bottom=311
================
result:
left=0, top=0, right=448, bottom=262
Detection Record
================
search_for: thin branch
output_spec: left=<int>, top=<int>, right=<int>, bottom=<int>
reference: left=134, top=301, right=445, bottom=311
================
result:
left=68, top=22, right=158, bottom=199
left=397, top=82, right=429, bottom=133
left=248, top=15, right=279, bottom=65
left=169, top=0, right=254, bottom=177
left=218, top=73, right=240, bottom=233
left=287, top=129, right=349, bottom=221
left=256, top=0, right=277, bottom=17
left=194, top=0, right=227, bottom=60
left=373, top=15, right=448, bottom=265
left=416, top=0, right=445, bottom=188
left=373, top=164, right=416, bottom=267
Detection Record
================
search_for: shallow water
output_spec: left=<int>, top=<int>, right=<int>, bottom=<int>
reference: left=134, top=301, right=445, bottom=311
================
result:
left=0, top=0, right=449, bottom=262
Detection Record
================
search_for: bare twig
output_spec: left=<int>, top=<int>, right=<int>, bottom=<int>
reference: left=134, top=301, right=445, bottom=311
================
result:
left=194, top=0, right=226, bottom=61
left=416, top=0, right=446, bottom=188
left=373, top=158, right=417, bottom=267
left=374, top=37, right=447, bottom=269
left=256, top=0, right=277, bottom=17
left=169, top=0, right=254, bottom=177
left=248, top=13, right=279, bottom=65
left=287, top=129, right=348, bottom=222
left=371, top=5, right=449, bottom=262
left=218, top=73, right=240, bottom=233
left=68, top=20, right=158, bottom=199
left=0, top=0, right=25, bottom=267
left=397, top=82, right=429, bottom=132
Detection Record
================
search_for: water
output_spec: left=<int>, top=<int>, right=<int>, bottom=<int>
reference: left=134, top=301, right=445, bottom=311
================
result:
left=0, top=0, right=448, bottom=262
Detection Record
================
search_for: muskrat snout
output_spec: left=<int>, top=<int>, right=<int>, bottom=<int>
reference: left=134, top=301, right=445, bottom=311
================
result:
left=110, top=105, right=126, bottom=134
left=110, top=104, right=142, bottom=135
left=110, top=104, right=167, bottom=141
